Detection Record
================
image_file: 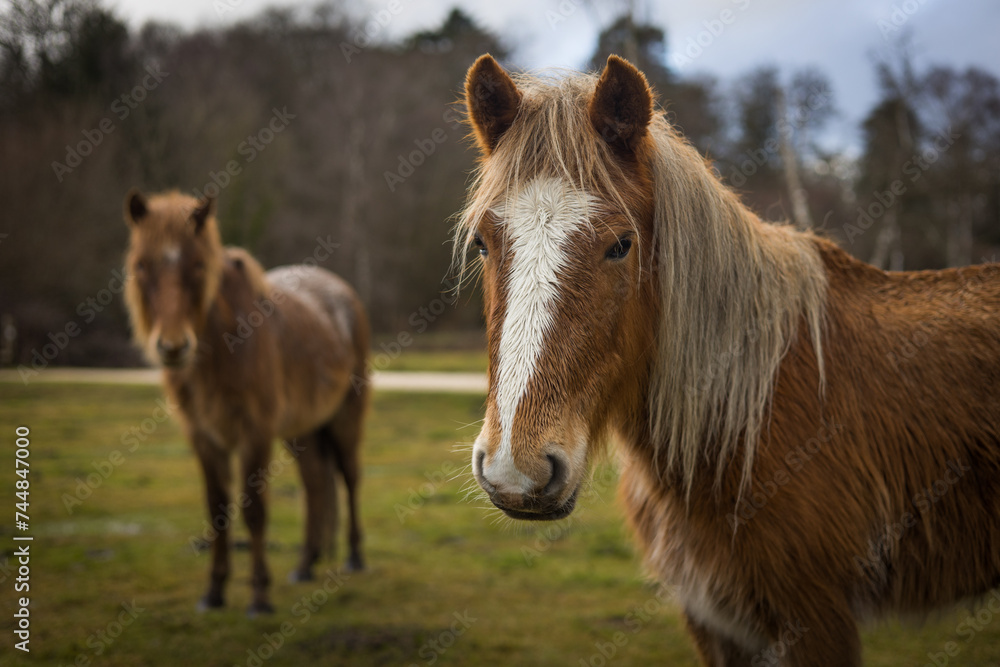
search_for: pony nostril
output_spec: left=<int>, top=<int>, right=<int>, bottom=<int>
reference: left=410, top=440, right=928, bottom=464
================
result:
left=157, top=337, right=190, bottom=357
left=475, top=450, right=497, bottom=494
left=542, top=453, right=568, bottom=497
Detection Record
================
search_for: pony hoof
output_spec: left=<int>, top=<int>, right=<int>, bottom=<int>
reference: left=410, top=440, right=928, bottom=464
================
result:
left=345, top=555, right=365, bottom=572
left=246, top=602, right=275, bottom=618
left=197, top=596, right=224, bottom=612
left=288, top=569, right=314, bottom=583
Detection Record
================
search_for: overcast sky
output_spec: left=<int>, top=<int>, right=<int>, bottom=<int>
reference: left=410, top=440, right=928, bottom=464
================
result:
left=108, top=0, right=999, bottom=147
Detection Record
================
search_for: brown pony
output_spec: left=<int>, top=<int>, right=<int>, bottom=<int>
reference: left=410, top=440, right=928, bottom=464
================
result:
left=123, top=189, right=368, bottom=614
left=459, top=54, right=1000, bottom=665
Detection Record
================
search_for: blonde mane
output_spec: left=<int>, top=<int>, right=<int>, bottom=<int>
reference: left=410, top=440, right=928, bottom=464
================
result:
left=456, top=68, right=828, bottom=493
left=644, top=115, right=827, bottom=493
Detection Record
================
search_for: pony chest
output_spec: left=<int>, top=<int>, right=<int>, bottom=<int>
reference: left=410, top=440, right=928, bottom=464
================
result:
left=168, top=374, right=275, bottom=448
left=672, top=559, right=767, bottom=653
left=621, top=470, right=767, bottom=651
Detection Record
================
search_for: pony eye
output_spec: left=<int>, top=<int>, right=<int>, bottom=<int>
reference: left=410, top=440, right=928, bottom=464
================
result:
left=473, top=233, right=488, bottom=258
left=605, top=237, right=632, bottom=261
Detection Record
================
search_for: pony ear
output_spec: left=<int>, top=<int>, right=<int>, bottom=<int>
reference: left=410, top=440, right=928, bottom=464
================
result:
left=465, top=54, right=522, bottom=155
left=124, top=188, right=147, bottom=226
left=588, top=55, right=653, bottom=155
left=191, top=196, right=215, bottom=232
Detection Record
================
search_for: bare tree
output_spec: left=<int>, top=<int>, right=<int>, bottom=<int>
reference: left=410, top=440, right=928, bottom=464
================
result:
left=776, top=87, right=813, bottom=230
left=863, top=40, right=920, bottom=270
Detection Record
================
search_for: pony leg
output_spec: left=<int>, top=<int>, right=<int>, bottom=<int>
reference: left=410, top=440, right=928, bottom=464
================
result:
left=286, top=434, right=338, bottom=582
left=329, top=385, right=367, bottom=572
left=683, top=613, right=757, bottom=667
left=240, top=437, right=274, bottom=615
left=192, top=432, right=232, bottom=610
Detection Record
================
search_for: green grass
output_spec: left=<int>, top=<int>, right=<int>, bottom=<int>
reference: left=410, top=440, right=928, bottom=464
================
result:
left=1, top=383, right=999, bottom=666
left=371, top=330, right=488, bottom=373
left=376, top=349, right=487, bottom=373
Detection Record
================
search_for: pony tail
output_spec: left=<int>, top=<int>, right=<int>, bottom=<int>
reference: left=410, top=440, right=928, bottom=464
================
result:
left=316, top=429, right=342, bottom=560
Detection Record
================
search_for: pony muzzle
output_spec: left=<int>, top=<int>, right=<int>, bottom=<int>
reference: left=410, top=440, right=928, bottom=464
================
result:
left=473, top=443, right=579, bottom=521
left=154, top=331, right=194, bottom=367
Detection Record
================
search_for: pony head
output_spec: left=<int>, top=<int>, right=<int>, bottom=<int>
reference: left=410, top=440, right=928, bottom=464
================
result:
left=459, top=55, right=827, bottom=520
left=123, top=189, right=224, bottom=368
left=460, top=54, right=660, bottom=520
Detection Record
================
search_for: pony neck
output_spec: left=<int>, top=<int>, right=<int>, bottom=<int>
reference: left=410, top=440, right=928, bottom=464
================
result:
left=190, top=248, right=272, bottom=372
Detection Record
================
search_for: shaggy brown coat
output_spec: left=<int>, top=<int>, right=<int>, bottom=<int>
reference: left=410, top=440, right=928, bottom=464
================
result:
left=461, top=54, right=1000, bottom=666
left=123, top=190, right=368, bottom=614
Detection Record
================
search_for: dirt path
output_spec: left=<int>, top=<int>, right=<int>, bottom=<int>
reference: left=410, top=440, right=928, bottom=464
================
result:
left=0, top=367, right=487, bottom=394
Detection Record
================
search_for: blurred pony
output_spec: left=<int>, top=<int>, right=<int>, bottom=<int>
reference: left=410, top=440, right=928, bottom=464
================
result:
left=123, top=189, right=368, bottom=614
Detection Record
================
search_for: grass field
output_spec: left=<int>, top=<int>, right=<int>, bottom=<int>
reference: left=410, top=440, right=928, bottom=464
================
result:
left=378, top=349, right=487, bottom=373
left=373, top=331, right=488, bottom=373
left=2, top=382, right=1000, bottom=666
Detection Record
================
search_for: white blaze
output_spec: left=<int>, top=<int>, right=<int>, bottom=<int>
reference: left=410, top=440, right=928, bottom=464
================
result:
left=163, top=244, right=181, bottom=264
left=483, top=176, right=592, bottom=491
